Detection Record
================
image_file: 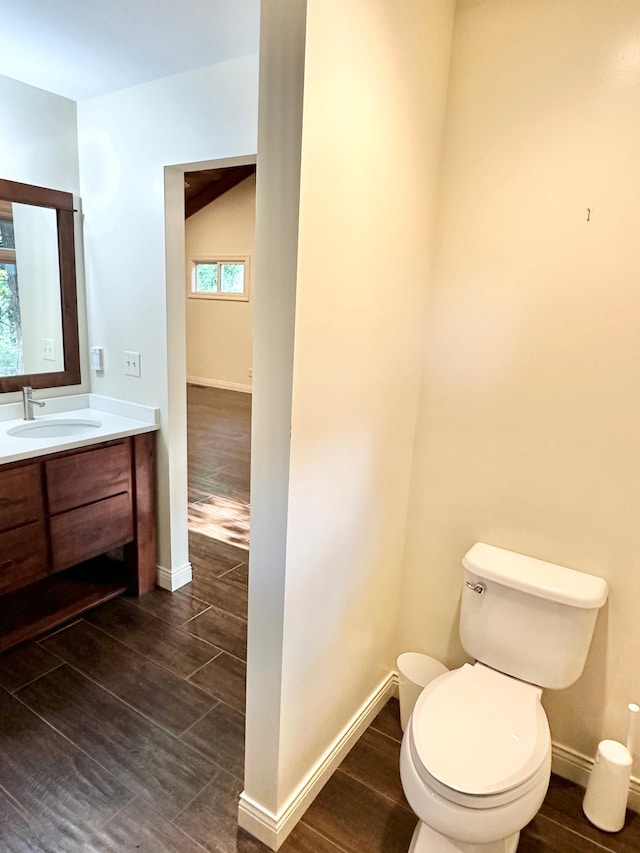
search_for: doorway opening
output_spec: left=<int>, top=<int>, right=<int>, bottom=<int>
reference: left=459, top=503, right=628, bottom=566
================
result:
left=182, top=161, right=256, bottom=635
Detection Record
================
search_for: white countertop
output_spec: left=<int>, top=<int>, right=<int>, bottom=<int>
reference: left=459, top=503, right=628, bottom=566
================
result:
left=0, top=394, right=159, bottom=465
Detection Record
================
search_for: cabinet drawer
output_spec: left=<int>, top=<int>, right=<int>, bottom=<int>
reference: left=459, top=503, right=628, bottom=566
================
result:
left=50, top=492, right=134, bottom=573
left=0, top=521, right=48, bottom=594
left=0, top=465, right=43, bottom=532
left=46, top=442, right=131, bottom=515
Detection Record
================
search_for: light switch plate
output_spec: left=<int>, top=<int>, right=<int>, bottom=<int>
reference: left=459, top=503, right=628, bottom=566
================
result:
left=42, top=338, right=56, bottom=361
left=124, top=350, right=141, bottom=377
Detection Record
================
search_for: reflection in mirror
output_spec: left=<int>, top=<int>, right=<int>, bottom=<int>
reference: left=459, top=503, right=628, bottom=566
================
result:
left=0, top=204, right=20, bottom=374
left=0, top=203, right=62, bottom=376
left=0, top=179, right=80, bottom=394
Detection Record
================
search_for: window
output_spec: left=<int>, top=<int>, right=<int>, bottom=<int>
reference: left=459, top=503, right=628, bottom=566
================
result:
left=189, top=256, right=249, bottom=301
left=0, top=201, right=23, bottom=375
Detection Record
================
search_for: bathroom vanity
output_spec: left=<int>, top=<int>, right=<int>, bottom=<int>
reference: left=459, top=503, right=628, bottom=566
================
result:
left=0, top=399, right=158, bottom=652
left=0, top=177, right=160, bottom=651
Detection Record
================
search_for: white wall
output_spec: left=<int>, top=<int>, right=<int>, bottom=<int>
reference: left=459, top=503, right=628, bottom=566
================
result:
left=0, top=73, right=87, bottom=395
left=185, top=174, right=255, bottom=391
left=0, top=74, right=79, bottom=193
left=400, top=0, right=640, bottom=776
left=243, top=0, right=455, bottom=843
left=77, top=57, right=258, bottom=581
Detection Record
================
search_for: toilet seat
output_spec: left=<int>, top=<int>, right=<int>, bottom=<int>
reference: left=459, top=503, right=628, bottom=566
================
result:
left=409, top=663, right=550, bottom=808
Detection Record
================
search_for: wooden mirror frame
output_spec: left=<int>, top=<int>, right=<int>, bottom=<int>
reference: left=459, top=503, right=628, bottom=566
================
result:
left=0, top=178, right=80, bottom=394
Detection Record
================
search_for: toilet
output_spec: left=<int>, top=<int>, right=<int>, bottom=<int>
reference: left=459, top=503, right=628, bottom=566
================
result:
left=400, top=542, right=608, bottom=853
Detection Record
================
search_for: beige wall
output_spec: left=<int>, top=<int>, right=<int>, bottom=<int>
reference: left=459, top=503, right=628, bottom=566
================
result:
left=400, top=0, right=640, bottom=771
left=244, top=0, right=307, bottom=824
left=244, top=0, right=455, bottom=836
left=278, top=0, right=455, bottom=802
left=185, top=174, right=255, bottom=390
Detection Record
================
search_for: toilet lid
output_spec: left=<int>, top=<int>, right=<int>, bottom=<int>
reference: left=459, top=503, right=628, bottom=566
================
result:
left=411, top=663, right=549, bottom=796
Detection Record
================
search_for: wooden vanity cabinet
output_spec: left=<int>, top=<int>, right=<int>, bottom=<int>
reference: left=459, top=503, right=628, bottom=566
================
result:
left=0, top=432, right=156, bottom=652
left=0, top=464, right=48, bottom=594
left=46, top=441, right=134, bottom=572
left=0, top=464, right=44, bottom=529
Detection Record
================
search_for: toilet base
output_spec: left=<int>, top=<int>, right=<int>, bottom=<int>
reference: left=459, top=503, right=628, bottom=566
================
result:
left=408, top=820, right=519, bottom=853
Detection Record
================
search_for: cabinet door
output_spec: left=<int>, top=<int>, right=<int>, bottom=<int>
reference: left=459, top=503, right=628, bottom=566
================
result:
left=0, top=465, right=43, bottom=531
left=49, top=493, right=134, bottom=573
left=0, top=521, right=48, bottom=594
left=46, top=442, right=131, bottom=515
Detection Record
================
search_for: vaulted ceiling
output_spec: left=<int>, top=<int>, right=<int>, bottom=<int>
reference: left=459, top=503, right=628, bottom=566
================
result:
left=184, top=165, right=256, bottom=219
left=0, top=0, right=259, bottom=100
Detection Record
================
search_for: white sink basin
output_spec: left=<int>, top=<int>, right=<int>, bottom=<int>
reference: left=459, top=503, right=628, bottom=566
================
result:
left=7, top=418, right=103, bottom=438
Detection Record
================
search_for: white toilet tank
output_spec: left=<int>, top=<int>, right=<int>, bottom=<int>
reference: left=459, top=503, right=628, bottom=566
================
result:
left=459, top=543, right=608, bottom=689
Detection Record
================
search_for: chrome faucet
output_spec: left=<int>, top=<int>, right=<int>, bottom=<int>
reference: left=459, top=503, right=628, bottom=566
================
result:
left=22, top=386, right=45, bottom=421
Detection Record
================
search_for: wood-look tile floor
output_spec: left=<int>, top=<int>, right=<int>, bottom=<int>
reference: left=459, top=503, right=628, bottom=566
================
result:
left=0, top=385, right=638, bottom=850
left=187, top=384, right=251, bottom=555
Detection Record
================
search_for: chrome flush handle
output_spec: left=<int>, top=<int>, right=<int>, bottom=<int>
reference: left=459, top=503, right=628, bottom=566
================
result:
left=465, top=581, right=486, bottom=594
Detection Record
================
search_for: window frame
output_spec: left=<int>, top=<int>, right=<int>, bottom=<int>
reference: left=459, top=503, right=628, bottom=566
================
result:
left=187, top=255, right=250, bottom=302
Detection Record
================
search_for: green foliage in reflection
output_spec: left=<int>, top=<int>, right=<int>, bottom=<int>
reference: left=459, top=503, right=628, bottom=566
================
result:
left=0, top=264, right=22, bottom=375
left=0, top=220, right=15, bottom=249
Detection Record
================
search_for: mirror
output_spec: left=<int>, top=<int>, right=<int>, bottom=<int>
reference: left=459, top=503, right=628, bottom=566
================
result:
left=0, top=178, right=80, bottom=394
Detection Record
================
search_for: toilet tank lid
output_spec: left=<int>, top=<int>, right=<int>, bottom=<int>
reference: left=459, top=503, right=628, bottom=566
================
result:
left=462, top=543, right=608, bottom=609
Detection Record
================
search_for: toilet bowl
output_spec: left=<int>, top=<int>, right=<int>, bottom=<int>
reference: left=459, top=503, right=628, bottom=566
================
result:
left=399, top=543, right=608, bottom=853
left=400, top=663, right=551, bottom=852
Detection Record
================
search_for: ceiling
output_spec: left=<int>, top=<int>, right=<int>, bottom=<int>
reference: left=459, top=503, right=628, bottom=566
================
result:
left=0, top=0, right=260, bottom=101
left=184, top=165, right=256, bottom=218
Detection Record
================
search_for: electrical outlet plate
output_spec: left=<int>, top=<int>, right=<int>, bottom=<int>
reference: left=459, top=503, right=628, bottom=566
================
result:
left=124, top=350, right=141, bottom=377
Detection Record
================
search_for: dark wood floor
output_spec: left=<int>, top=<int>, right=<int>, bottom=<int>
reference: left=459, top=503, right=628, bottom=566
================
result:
left=188, top=384, right=250, bottom=553
left=0, top=385, right=637, bottom=851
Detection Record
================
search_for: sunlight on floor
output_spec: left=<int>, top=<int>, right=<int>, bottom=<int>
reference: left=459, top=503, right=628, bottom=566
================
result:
left=188, top=495, right=250, bottom=549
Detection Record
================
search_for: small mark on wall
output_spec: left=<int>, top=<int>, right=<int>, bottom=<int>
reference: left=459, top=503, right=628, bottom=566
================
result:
left=586, top=208, right=591, bottom=222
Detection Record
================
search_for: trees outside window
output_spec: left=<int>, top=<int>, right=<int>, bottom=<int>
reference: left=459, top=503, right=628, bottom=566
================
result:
left=189, top=257, right=249, bottom=301
left=0, top=213, right=23, bottom=375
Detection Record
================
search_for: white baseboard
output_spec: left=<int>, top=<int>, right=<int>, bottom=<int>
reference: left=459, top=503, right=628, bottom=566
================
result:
left=552, top=741, right=640, bottom=813
left=238, top=670, right=640, bottom=851
left=187, top=375, right=252, bottom=394
left=156, top=561, right=192, bottom=591
left=238, top=671, right=398, bottom=850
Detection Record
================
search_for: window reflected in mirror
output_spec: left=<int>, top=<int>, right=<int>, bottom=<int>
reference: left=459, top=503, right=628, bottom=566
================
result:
left=0, top=204, right=21, bottom=375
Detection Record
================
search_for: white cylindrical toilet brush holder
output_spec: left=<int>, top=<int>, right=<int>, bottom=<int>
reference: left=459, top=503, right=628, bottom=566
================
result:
left=583, top=739, right=632, bottom=832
